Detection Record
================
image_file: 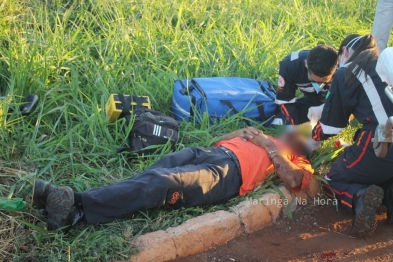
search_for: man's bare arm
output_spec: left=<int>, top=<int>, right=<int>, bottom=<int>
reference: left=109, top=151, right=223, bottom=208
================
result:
left=241, top=128, right=304, bottom=189
left=262, top=139, right=304, bottom=189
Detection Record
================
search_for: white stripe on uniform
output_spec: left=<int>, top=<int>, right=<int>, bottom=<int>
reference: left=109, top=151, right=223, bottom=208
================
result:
left=291, top=51, right=300, bottom=61
left=355, top=67, right=388, bottom=124
left=320, top=122, right=344, bottom=135
left=275, top=98, right=296, bottom=105
left=298, top=86, right=315, bottom=92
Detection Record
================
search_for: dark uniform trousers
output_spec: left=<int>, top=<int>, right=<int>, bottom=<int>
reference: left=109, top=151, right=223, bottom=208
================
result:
left=80, top=147, right=242, bottom=224
left=323, top=129, right=393, bottom=214
left=275, top=96, right=322, bottom=125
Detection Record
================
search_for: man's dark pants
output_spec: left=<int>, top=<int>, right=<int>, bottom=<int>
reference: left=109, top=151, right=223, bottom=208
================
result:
left=323, top=129, right=393, bottom=214
left=80, top=147, right=242, bottom=224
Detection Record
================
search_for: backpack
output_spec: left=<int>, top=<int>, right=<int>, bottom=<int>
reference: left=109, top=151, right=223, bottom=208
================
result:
left=117, top=108, right=179, bottom=155
left=171, top=77, right=277, bottom=125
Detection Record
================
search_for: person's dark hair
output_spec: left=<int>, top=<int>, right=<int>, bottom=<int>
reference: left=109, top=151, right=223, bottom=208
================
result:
left=307, top=45, right=338, bottom=77
left=340, top=34, right=379, bottom=86
left=338, top=34, right=361, bottom=56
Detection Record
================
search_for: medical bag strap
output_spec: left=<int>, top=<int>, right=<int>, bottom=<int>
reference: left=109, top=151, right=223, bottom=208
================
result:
left=117, top=135, right=142, bottom=154
left=257, top=80, right=276, bottom=100
left=221, top=99, right=251, bottom=126
left=255, top=101, right=265, bottom=121
left=118, top=93, right=132, bottom=122
left=131, top=96, right=148, bottom=108
left=178, top=80, right=196, bottom=118
left=117, top=146, right=133, bottom=153
left=179, top=85, right=195, bottom=95
left=266, top=81, right=277, bottom=95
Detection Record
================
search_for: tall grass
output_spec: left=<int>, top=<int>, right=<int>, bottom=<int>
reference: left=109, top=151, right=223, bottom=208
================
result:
left=0, top=0, right=383, bottom=260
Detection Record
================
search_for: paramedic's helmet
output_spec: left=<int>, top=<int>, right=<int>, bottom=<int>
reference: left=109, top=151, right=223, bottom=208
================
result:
left=376, top=47, right=393, bottom=85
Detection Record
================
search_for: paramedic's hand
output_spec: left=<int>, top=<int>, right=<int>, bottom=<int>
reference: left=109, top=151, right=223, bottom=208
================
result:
left=307, top=104, right=324, bottom=128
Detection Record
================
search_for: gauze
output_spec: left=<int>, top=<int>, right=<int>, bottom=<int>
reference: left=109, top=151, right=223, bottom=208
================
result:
left=376, top=47, right=393, bottom=85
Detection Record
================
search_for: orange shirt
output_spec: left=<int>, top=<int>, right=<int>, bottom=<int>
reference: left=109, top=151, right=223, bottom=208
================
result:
left=216, top=136, right=313, bottom=196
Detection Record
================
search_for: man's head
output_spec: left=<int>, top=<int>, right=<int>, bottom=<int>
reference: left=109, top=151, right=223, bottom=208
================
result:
left=279, top=130, right=309, bottom=156
left=305, top=45, right=338, bottom=86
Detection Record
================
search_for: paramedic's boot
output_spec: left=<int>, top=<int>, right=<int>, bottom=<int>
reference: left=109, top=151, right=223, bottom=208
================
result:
left=352, top=185, right=384, bottom=238
left=33, top=180, right=56, bottom=209
left=384, top=182, right=393, bottom=224
left=46, top=186, right=75, bottom=232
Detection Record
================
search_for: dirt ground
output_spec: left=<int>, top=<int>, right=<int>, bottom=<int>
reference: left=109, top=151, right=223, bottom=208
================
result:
left=175, top=203, right=393, bottom=262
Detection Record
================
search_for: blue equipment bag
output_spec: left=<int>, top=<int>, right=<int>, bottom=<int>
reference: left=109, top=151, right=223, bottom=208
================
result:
left=171, top=77, right=277, bottom=125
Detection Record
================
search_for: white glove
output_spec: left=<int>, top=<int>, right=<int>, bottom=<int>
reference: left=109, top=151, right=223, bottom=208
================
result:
left=307, top=104, right=324, bottom=128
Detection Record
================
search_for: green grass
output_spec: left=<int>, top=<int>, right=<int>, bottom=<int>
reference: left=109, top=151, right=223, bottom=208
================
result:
left=0, top=0, right=387, bottom=260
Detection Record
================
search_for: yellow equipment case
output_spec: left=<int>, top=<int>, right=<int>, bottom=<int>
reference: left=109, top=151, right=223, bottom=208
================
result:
left=106, top=94, right=151, bottom=122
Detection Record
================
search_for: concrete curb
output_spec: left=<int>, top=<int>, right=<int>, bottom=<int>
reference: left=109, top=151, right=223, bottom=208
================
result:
left=129, top=178, right=320, bottom=262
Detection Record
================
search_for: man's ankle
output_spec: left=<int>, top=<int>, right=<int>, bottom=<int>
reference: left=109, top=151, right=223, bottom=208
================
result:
left=74, top=192, right=83, bottom=208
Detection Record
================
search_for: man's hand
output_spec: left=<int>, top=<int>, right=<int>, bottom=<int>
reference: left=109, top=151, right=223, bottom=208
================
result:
left=240, top=127, right=272, bottom=149
left=220, top=127, right=263, bottom=142
left=219, top=128, right=248, bottom=142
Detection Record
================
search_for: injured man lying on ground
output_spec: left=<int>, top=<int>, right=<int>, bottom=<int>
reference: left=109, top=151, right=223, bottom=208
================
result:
left=33, top=127, right=313, bottom=231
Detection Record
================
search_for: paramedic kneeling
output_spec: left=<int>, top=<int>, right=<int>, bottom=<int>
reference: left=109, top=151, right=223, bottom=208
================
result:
left=311, top=34, right=393, bottom=238
left=272, top=45, right=337, bottom=126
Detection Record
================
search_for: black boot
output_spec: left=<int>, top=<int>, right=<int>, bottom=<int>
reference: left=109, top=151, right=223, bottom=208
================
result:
left=352, top=185, right=384, bottom=238
left=382, top=182, right=393, bottom=224
left=33, top=180, right=56, bottom=209
left=46, top=186, right=75, bottom=232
